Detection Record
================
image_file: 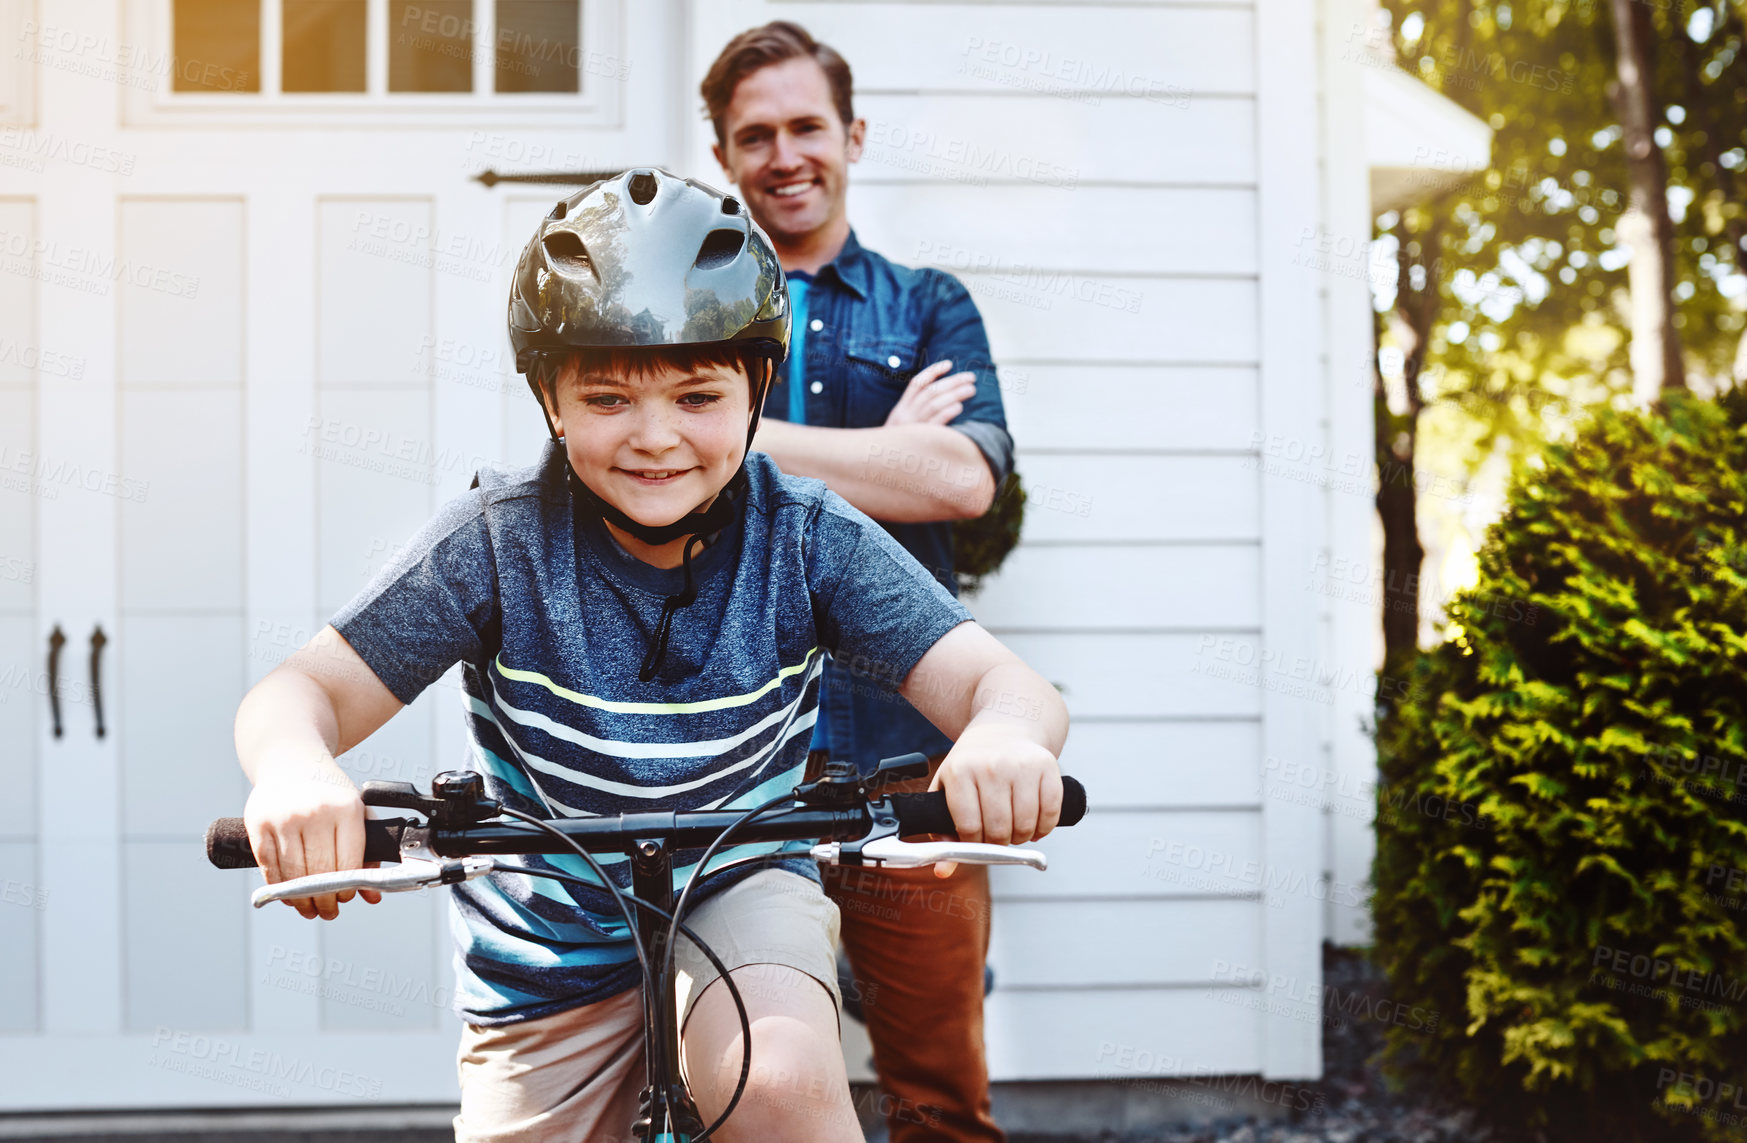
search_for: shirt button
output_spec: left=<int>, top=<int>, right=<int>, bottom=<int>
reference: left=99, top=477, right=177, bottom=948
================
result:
left=887, top=354, right=901, bottom=368
left=809, top=319, right=823, bottom=332
left=810, top=381, right=823, bottom=394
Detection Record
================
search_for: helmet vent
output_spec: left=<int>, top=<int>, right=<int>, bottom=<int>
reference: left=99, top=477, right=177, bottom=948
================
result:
left=627, top=171, right=659, bottom=205
left=694, top=228, right=745, bottom=271
left=548, top=199, right=568, bottom=221
left=722, top=196, right=741, bottom=215
left=542, top=230, right=592, bottom=273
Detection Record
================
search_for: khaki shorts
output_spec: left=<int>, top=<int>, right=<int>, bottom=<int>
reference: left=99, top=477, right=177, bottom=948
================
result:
left=453, top=869, right=841, bottom=1143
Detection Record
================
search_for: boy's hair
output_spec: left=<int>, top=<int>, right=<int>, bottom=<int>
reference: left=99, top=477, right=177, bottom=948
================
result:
left=700, top=21, right=855, bottom=149
left=536, top=342, right=771, bottom=409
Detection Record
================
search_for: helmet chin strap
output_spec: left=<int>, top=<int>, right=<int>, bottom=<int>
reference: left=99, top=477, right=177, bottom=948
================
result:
left=532, top=355, right=778, bottom=681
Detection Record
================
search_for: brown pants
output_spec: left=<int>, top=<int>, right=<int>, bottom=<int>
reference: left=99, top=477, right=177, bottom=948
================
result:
left=815, top=750, right=1005, bottom=1143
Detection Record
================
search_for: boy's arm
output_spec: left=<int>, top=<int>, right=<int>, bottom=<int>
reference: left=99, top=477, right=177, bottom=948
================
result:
left=898, top=621, right=1068, bottom=847
left=236, top=625, right=403, bottom=921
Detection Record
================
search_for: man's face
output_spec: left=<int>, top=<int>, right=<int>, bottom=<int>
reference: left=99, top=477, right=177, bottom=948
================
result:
left=543, top=357, right=750, bottom=529
left=712, top=57, right=865, bottom=246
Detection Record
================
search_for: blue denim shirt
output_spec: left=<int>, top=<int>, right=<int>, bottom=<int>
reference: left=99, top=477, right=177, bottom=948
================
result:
left=760, top=229, right=1015, bottom=772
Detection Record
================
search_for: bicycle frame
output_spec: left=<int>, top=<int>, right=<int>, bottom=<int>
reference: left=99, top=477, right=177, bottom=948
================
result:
left=209, top=755, right=1085, bottom=1142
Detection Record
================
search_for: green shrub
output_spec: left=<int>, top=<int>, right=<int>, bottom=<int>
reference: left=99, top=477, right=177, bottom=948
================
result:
left=1372, top=390, right=1747, bottom=1141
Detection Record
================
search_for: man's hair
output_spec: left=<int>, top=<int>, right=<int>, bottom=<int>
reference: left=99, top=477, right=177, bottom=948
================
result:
left=700, top=21, right=854, bottom=150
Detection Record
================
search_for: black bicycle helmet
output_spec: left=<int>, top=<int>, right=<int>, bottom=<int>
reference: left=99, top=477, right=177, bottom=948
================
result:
left=507, top=168, right=792, bottom=681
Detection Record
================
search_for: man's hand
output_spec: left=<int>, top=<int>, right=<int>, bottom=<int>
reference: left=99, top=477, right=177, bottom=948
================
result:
left=243, top=755, right=382, bottom=920
left=884, top=359, right=978, bottom=427
left=927, top=726, right=1064, bottom=877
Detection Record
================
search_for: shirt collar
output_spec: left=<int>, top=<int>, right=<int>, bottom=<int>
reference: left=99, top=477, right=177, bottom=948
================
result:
left=813, top=227, right=870, bottom=300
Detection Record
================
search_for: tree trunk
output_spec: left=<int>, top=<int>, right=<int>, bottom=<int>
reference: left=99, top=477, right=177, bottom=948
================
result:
left=1375, top=227, right=1435, bottom=678
left=1608, top=0, right=1686, bottom=403
left=1681, top=5, right=1747, bottom=387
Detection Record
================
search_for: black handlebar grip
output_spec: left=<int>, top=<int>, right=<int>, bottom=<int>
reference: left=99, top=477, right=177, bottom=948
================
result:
left=889, top=775, right=1087, bottom=838
left=204, top=818, right=406, bottom=870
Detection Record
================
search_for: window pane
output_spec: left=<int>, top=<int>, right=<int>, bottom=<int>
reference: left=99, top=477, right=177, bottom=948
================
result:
left=172, top=0, right=261, bottom=93
left=284, top=0, right=366, bottom=93
left=495, top=0, right=579, bottom=94
left=390, top=0, right=474, bottom=92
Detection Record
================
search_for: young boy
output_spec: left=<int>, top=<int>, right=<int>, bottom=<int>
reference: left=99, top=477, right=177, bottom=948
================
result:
left=234, top=168, right=1068, bottom=1143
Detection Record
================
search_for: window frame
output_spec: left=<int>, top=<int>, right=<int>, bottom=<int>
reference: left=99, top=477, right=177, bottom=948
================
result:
left=122, top=0, right=623, bottom=127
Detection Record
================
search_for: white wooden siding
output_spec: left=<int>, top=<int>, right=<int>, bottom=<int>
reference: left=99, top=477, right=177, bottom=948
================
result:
left=0, top=0, right=1380, bottom=1108
left=853, top=93, right=1258, bottom=186
left=918, top=363, right=1261, bottom=451
left=0, top=192, right=37, bottom=1036
left=852, top=186, right=1259, bottom=275
left=993, top=899, right=1264, bottom=986
left=1052, top=721, right=1263, bottom=808
left=966, top=544, right=1260, bottom=629
left=1319, top=0, right=1385, bottom=947
left=0, top=0, right=698, bottom=1108
left=684, top=0, right=1334, bottom=1083
left=776, top=3, right=1256, bottom=96
left=1255, top=0, right=1329, bottom=1079
left=987, top=990, right=1264, bottom=1080
left=962, top=276, right=1259, bottom=363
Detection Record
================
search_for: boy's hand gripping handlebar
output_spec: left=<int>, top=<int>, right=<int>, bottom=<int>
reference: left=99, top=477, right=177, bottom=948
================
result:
left=206, top=753, right=1088, bottom=906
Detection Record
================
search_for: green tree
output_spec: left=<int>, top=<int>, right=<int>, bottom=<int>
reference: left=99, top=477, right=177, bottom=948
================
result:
left=1371, top=0, right=1747, bottom=668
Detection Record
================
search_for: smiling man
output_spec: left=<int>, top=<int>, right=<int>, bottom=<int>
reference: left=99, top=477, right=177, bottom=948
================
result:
left=702, top=22, right=1017, bottom=1143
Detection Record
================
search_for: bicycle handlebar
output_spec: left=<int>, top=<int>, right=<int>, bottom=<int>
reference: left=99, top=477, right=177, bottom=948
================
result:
left=206, top=777, right=1088, bottom=871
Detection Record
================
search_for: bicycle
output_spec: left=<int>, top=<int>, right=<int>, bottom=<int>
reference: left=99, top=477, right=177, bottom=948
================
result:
left=206, top=752, right=1088, bottom=1142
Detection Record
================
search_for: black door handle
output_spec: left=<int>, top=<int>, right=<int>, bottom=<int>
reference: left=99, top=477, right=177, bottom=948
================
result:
left=90, top=625, right=107, bottom=739
left=46, top=625, right=65, bottom=738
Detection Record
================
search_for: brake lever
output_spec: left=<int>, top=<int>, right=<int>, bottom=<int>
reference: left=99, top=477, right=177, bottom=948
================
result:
left=250, top=856, right=495, bottom=909
left=810, top=837, right=1048, bottom=871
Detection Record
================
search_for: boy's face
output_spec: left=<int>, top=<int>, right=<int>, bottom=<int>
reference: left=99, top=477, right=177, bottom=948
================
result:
left=543, top=356, right=751, bottom=529
left=711, top=57, right=864, bottom=248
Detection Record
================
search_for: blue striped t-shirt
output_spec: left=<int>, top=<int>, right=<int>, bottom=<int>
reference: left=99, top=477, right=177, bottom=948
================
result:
left=329, top=441, right=971, bottom=1024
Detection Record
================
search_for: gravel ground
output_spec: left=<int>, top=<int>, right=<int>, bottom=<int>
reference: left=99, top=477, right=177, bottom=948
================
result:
left=1010, top=947, right=1509, bottom=1143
